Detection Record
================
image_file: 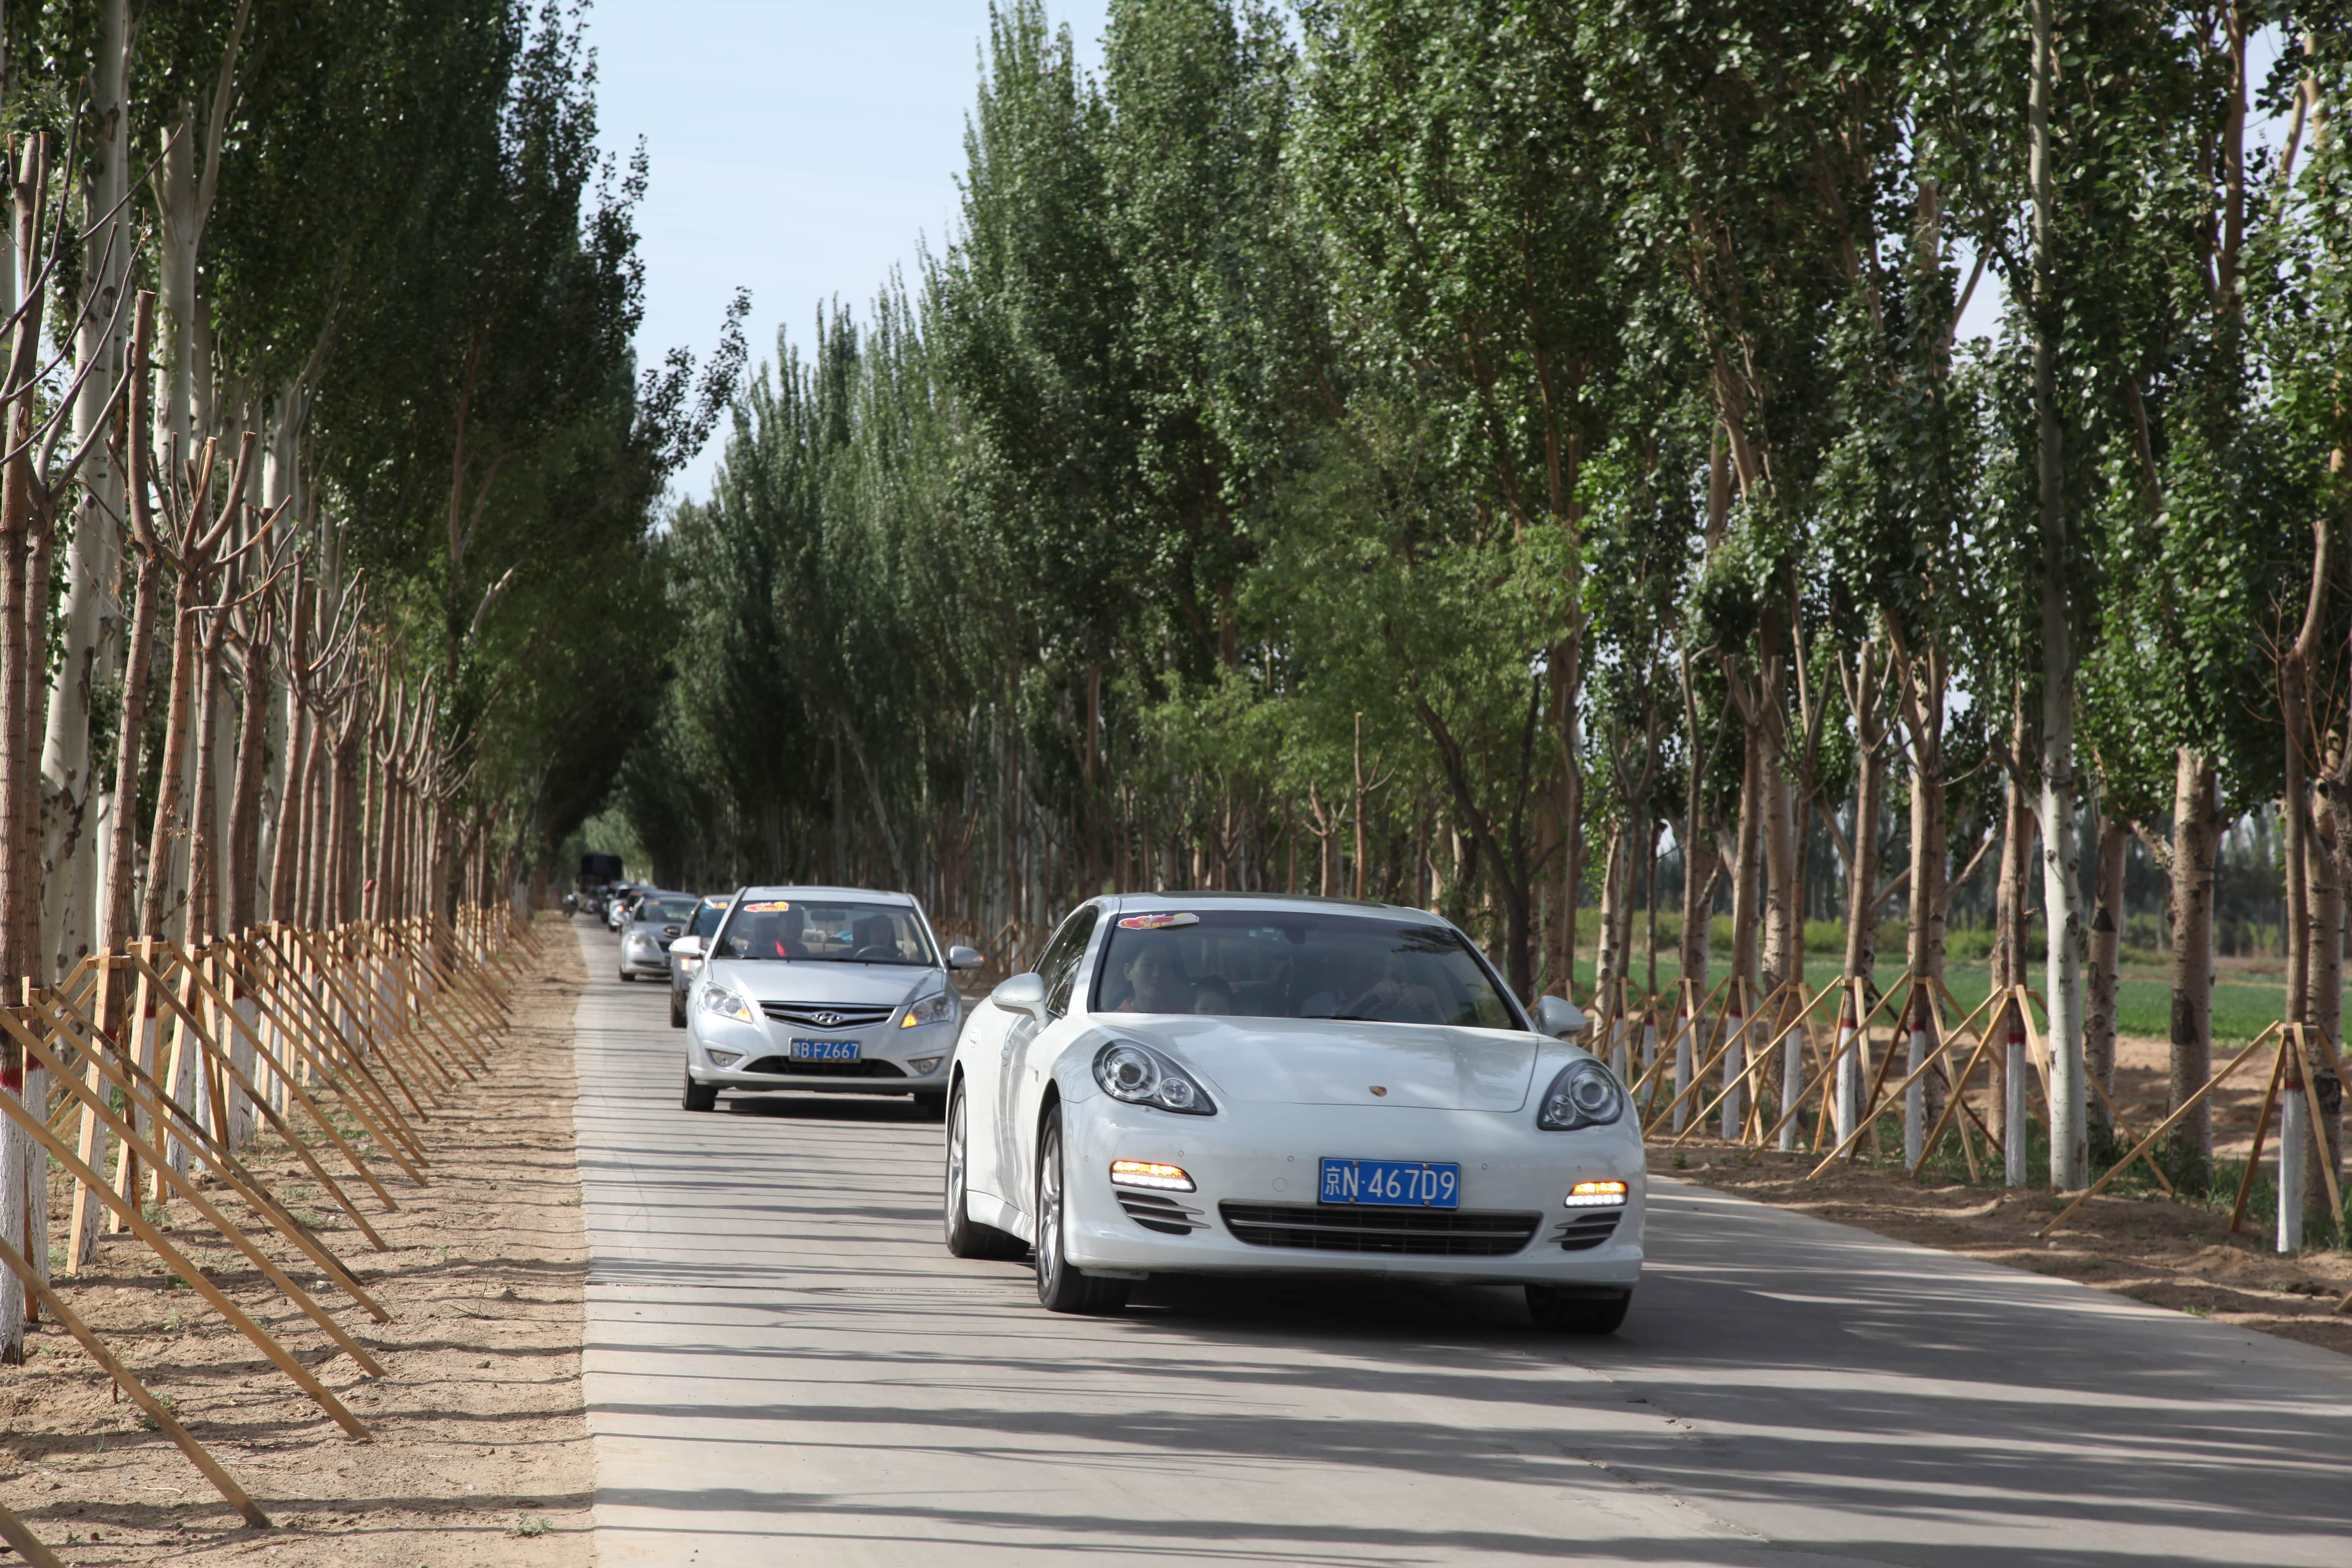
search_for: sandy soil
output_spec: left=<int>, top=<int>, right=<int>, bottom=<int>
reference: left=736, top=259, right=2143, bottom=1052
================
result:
left=0, top=916, right=594, bottom=1565
left=1664, top=1030, right=2352, bottom=1358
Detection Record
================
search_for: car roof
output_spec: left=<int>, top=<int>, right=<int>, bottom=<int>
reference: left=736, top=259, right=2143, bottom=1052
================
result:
left=1101, top=890, right=1452, bottom=922
left=733, top=885, right=918, bottom=907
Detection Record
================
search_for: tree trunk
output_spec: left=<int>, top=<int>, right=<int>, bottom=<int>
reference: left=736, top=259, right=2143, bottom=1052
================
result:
left=141, top=591, right=201, bottom=940
left=39, top=0, right=131, bottom=980
left=1992, top=700, right=2035, bottom=993
left=1731, top=721, right=1761, bottom=989
left=2306, top=766, right=2345, bottom=1215
left=2166, top=748, right=2217, bottom=1171
left=2085, top=810, right=2127, bottom=1142
left=2031, top=0, right=2088, bottom=1189
left=1840, top=643, right=1883, bottom=989
left=226, top=629, right=272, bottom=934
left=1759, top=688, right=1798, bottom=995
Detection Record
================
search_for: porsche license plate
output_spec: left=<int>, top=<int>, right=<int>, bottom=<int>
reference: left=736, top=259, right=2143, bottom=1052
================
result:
left=787, top=1039, right=861, bottom=1062
left=1318, top=1158, right=1460, bottom=1208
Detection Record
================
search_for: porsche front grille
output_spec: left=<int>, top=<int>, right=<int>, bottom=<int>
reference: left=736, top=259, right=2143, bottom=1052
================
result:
left=1217, top=1203, right=1540, bottom=1257
left=759, top=1001, right=897, bottom=1030
left=1116, top=1191, right=1205, bottom=1235
left=1553, top=1211, right=1622, bottom=1251
left=737, top=1057, right=907, bottom=1079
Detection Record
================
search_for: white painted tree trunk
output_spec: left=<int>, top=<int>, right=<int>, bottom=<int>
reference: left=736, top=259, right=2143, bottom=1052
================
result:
left=2030, top=0, right=2087, bottom=1191
left=0, top=1101, right=24, bottom=1358
left=1903, top=1016, right=1929, bottom=1167
left=38, top=0, right=132, bottom=983
left=1779, top=1023, right=1803, bottom=1152
left=2004, top=1019, right=2029, bottom=1187
left=24, top=1064, right=47, bottom=1296
left=1719, top=996, right=1746, bottom=1140
left=1671, top=1006, right=1693, bottom=1135
left=2279, top=1082, right=2306, bottom=1253
left=1832, top=1005, right=1859, bottom=1146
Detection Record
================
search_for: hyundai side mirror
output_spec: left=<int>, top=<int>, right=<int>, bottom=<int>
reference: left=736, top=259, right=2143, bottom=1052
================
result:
left=990, top=972, right=1049, bottom=1022
left=947, top=944, right=985, bottom=972
left=1537, top=995, right=1587, bottom=1041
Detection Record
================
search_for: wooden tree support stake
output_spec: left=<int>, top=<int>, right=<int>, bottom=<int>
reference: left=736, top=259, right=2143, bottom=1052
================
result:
left=0, top=1501, right=68, bottom=1567
left=2039, top=1027, right=2282, bottom=1238
left=0, top=1081, right=374, bottom=1437
left=0, top=1222, right=270, bottom=1527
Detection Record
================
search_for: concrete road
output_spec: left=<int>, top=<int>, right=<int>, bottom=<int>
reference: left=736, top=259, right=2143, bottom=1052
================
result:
left=570, top=921, right=2352, bottom=1566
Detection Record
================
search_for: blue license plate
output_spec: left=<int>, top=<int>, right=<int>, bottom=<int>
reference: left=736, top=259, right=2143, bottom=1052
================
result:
left=1319, top=1158, right=1460, bottom=1208
left=788, top=1039, right=861, bottom=1062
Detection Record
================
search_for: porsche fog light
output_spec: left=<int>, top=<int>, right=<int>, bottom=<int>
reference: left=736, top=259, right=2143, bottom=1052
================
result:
left=1093, top=1041, right=1217, bottom=1115
left=1110, top=1159, right=1195, bottom=1191
left=1565, top=1179, right=1628, bottom=1207
left=1538, top=1058, right=1624, bottom=1131
left=701, top=986, right=757, bottom=1024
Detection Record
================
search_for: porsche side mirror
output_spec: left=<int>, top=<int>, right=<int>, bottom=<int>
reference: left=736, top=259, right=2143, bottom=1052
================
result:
left=1537, top=995, right=1586, bottom=1040
left=946, top=944, right=985, bottom=972
left=990, top=972, right=1049, bottom=1022
left=670, top=936, right=706, bottom=960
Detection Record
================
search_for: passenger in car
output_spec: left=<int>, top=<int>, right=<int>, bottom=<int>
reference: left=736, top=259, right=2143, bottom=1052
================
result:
left=1192, top=975, right=1235, bottom=1015
left=1114, top=945, right=1197, bottom=1013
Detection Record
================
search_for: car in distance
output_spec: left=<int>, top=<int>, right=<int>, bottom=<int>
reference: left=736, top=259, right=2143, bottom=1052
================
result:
left=677, top=886, right=986, bottom=1117
left=621, top=893, right=702, bottom=983
left=941, top=893, right=1638, bottom=1332
left=669, top=894, right=734, bottom=1027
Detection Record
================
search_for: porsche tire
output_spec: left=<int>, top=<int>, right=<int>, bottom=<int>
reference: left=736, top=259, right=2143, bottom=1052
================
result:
left=1034, top=1108, right=1127, bottom=1315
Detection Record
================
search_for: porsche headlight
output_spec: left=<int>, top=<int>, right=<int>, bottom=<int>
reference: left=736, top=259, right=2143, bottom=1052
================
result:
left=1537, top=1057, right=1624, bottom=1131
left=900, top=989, right=958, bottom=1029
left=701, top=986, right=757, bottom=1025
left=1093, top=1041, right=1216, bottom=1115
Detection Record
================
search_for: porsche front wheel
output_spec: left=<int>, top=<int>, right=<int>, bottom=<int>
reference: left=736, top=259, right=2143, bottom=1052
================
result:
left=1033, top=1107, right=1127, bottom=1315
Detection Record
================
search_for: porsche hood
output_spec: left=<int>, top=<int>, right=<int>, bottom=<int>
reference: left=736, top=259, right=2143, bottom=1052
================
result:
left=1105, top=1016, right=1540, bottom=1113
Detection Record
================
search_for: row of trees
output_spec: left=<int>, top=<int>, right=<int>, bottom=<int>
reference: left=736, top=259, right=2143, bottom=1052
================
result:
left=625, top=0, right=2352, bottom=1194
left=0, top=1, right=732, bottom=1353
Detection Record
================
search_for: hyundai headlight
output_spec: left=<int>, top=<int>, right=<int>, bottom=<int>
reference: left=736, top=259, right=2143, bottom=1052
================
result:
left=701, top=986, right=757, bottom=1025
left=1537, top=1057, right=1625, bottom=1131
left=1093, top=1041, right=1216, bottom=1115
left=900, top=989, right=958, bottom=1029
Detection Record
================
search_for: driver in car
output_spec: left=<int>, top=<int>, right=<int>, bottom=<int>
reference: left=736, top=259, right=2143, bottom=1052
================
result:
left=1115, top=945, right=1198, bottom=1014
left=1349, top=954, right=1442, bottom=1021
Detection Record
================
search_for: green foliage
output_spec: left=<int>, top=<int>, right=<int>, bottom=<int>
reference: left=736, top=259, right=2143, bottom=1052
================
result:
left=613, top=0, right=2352, bottom=1065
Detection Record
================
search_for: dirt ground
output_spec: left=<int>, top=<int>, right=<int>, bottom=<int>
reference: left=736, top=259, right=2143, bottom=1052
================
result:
left=1666, top=1030, right=2352, bottom=1357
left=0, top=917, right=594, bottom=1566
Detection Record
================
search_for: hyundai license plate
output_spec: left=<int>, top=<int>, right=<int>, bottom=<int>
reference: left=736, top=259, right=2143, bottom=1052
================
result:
left=1318, top=1158, right=1460, bottom=1208
left=787, top=1038, right=861, bottom=1062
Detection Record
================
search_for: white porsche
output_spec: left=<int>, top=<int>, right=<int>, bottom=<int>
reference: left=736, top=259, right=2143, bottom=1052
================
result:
left=942, top=893, right=1644, bottom=1332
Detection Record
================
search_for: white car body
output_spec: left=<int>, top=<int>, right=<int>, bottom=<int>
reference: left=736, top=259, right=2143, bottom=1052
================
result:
left=946, top=893, right=1643, bottom=1313
left=681, top=885, right=975, bottom=1108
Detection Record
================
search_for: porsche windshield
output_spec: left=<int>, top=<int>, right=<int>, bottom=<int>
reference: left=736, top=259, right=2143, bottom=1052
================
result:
left=1090, top=908, right=1521, bottom=1029
left=716, top=900, right=936, bottom=965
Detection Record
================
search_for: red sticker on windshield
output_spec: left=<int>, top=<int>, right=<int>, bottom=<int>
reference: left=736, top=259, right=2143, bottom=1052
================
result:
left=1117, top=913, right=1198, bottom=930
left=742, top=900, right=790, bottom=912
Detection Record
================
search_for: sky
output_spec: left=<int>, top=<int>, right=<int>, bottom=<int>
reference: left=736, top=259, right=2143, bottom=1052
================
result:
left=584, top=0, right=1111, bottom=505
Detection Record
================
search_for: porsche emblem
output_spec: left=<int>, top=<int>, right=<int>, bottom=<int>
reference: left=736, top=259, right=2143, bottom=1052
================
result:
left=814, top=1011, right=843, bottom=1028
left=1368, top=1086, right=1387, bottom=1097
